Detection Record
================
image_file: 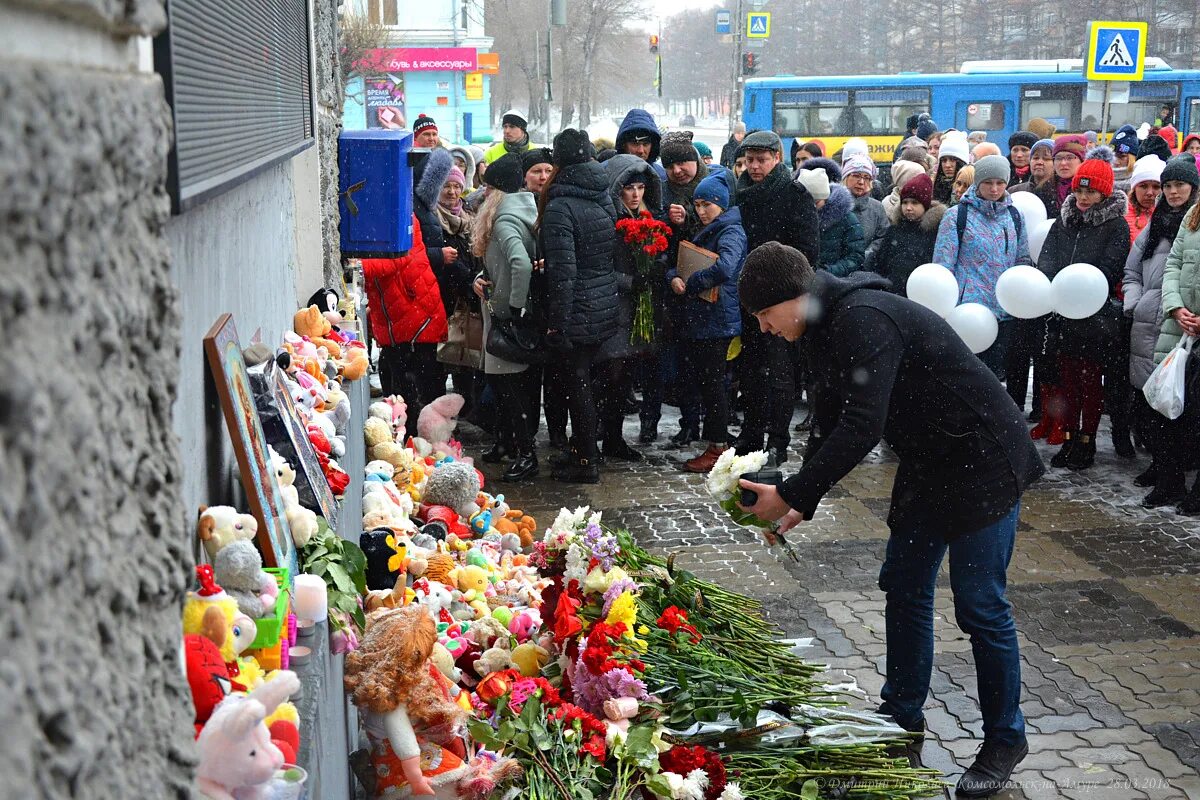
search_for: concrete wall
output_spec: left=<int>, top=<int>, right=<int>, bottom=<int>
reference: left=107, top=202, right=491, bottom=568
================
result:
left=0, top=0, right=197, bottom=797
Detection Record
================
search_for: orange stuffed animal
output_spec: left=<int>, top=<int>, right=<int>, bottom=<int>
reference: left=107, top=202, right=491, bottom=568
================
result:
left=494, top=509, right=537, bottom=549
left=293, top=305, right=343, bottom=358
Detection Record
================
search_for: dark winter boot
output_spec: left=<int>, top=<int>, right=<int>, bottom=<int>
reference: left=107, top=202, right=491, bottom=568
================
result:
left=552, top=453, right=600, bottom=484
left=550, top=438, right=580, bottom=468
left=955, top=739, right=1029, bottom=798
left=1143, top=470, right=1186, bottom=508
left=1066, top=434, right=1096, bottom=471
left=731, top=433, right=764, bottom=455
left=1134, top=461, right=1158, bottom=488
left=666, top=425, right=700, bottom=449
left=1111, top=421, right=1136, bottom=459
left=482, top=440, right=516, bottom=463
left=1050, top=431, right=1077, bottom=469
left=549, top=429, right=569, bottom=451
left=1177, top=475, right=1200, bottom=516
left=503, top=450, right=539, bottom=481
left=602, top=439, right=644, bottom=462
left=638, top=418, right=659, bottom=444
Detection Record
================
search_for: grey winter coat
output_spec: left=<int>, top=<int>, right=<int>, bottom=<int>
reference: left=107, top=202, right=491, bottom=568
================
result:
left=481, top=191, right=539, bottom=375
left=540, top=161, right=620, bottom=345
left=1124, top=227, right=1171, bottom=389
left=851, top=192, right=889, bottom=261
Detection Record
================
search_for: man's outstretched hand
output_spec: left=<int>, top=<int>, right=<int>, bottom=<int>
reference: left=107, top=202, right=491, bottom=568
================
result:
left=737, top=480, right=807, bottom=539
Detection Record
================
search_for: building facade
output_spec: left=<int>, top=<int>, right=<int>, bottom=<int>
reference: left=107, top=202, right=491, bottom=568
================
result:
left=344, top=0, right=496, bottom=143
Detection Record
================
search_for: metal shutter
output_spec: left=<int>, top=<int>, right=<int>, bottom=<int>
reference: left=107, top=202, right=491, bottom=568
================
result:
left=155, top=0, right=314, bottom=212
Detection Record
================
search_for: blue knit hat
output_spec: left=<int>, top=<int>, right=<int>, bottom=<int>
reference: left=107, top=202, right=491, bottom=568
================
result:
left=916, top=117, right=938, bottom=141
left=693, top=173, right=730, bottom=209
left=1031, top=138, right=1055, bottom=157
left=694, top=141, right=713, bottom=159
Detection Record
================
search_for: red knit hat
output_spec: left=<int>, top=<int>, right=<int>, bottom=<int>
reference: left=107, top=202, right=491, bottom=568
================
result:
left=1072, top=157, right=1114, bottom=197
left=899, top=173, right=933, bottom=209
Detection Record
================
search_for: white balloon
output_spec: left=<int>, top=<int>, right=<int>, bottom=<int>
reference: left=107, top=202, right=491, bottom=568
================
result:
left=1051, top=263, right=1109, bottom=320
left=1010, top=191, right=1048, bottom=227
left=1028, top=219, right=1054, bottom=265
left=906, top=263, right=960, bottom=319
left=946, top=303, right=1000, bottom=354
left=996, top=265, right=1053, bottom=319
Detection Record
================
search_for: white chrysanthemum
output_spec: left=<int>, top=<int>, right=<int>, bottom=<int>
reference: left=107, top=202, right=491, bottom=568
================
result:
left=705, top=448, right=769, bottom=499
left=564, top=541, right=590, bottom=583
left=718, top=784, right=745, bottom=800
left=686, top=769, right=710, bottom=791
left=676, top=771, right=707, bottom=800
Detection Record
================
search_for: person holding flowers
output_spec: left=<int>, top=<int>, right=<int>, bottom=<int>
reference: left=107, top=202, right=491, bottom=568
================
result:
left=599, top=154, right=671, bottom=462
left=668, top=173, right=746, bottom=473
left=733, top=241, right=1043, bottom=799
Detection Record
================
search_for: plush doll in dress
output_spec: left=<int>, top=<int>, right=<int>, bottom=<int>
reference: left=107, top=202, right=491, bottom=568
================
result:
left=344, top=606, right=470, bottom=799
left=195, top=670, right=301, bottom=800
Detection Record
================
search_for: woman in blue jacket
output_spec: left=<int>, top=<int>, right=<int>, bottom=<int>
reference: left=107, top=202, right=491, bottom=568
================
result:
left=668, top=173, right=746, bottom=473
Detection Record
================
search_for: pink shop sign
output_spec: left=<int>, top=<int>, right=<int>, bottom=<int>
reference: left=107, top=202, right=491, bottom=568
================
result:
left=358, top=48, right=478, bottom=72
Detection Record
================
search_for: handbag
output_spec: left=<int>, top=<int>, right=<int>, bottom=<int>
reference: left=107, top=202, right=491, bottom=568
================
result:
left=437, top=301, right=484, bottom=369
left=486, top=312, right=546, bottom=365
left=1144, top=334, right=1194, bottom=420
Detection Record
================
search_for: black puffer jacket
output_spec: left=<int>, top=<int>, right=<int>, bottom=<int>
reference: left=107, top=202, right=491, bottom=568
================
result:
left=867, top=202, right=947, bottom=293
left=781, top=271, right=1044, bottom=539
left=735, top=162, right=820, bottom=267
left=540, top=161, right=620, bottom=345
left=1034, top=191, right=1131, bottom=368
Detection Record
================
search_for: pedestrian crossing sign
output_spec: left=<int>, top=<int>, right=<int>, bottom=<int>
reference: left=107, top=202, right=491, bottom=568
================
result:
left=746, top=12, right=770, bottom=39
left=1086, top=20, right=1147, bottom=81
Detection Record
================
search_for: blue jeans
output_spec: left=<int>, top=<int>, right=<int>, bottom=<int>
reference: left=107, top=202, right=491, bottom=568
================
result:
left=878, top=503, right=1025, bottom=746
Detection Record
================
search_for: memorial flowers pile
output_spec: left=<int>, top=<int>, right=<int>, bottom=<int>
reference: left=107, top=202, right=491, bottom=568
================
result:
left=460, top=507, right=944, bottom=799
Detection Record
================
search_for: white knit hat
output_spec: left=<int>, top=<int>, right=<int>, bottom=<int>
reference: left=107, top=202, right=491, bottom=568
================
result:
left=939, top=133, right=970, bottom=165
left=1129, top=155, right=1166, bottom=190
left=797, top=167, right=831, bottom=200
left=842, top=137, right=869, bottom=161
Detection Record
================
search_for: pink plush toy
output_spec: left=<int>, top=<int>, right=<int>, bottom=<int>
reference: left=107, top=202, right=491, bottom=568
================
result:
left=195, top=671, right=301, bottom=800
left=417, top=393, right=464, bottom=448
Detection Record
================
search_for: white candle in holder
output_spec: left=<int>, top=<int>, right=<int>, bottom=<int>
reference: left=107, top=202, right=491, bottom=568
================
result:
left=292, top=574, right=328, bottom=622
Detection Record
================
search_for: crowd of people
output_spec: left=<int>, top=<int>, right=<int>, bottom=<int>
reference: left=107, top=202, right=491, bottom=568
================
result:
left=360, top=106, right=1200, bottom=512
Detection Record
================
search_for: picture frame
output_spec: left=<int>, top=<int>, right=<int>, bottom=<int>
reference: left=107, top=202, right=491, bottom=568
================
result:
left=249, top=360, right=339, bottom=528
left=203, top=313, right=295, bottom=569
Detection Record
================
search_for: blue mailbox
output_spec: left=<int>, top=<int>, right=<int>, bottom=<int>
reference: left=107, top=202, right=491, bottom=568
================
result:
left=338, top=129, right=414, bottom=257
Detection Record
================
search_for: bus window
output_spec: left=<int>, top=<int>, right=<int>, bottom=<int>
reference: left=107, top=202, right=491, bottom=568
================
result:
left=1082, top=83, right=1178, bottom=131
left=1191, top=99, right=1200, bottom=134
left=1021, top=85, right=1078, bottom=131
left=773, top=90, right=848, bottom=137
left=854, top=89, right=929, bottom=136
left=966, top=102, right=1006, bottom=131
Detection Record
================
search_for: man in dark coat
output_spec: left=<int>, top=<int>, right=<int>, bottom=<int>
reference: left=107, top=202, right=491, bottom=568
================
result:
left=615, top=108, right=667, bottom=181
left=737, top=242, right=1044, bottom=799
left=732, top=130, right=820, bottom=464
left=719, top=121, right=746, bottom=168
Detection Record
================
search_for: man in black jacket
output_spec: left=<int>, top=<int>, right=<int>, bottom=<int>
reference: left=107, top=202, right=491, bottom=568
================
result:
left=733, top=131, right=820, bottom=464
left=737, top=243, right=1043, bottom=799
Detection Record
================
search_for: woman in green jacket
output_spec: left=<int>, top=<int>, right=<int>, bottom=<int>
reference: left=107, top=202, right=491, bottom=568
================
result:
left=1146, top=192, right=1200, bottom=511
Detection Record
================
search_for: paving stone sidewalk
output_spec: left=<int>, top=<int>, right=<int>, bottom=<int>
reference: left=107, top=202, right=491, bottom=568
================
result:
left=463, top=408, right=1200, bottom=799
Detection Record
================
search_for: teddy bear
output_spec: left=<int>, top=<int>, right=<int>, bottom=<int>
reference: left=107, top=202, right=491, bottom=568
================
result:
left=510, top=642, right=551, bottom=678
left=415, top=392, right=464, bottom=452
left=364, top=416, right=392, bottom=451
left=339, top=340, right=369, bottom=381
left=321, top=384, right=352, bottom=435
left=493, top=508, right=538, bottom=550
left=213, top=540, right=279, bottom=619
left=452, top=565, right=490, bottom=619
left=268, top=448, right=319, bottom=548
left=293, top=305, right=343, bottom=359
left=197, top=506, right=259, bottom=560
left=362, top=490, right=416, bottom=533
left=195, top=670, right=300, bottom=800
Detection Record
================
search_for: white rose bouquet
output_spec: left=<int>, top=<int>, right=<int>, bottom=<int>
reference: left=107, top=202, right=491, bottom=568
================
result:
left=703, top=448, right=775, bottom=531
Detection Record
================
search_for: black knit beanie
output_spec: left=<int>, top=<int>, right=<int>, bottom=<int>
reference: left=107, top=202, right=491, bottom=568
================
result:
left=521, top=147, right=553, bottom=173
left=483, top=153, right=524, bottom=193
left=660, top=131, right=700, bottom=167
left=1162, top=153, right=1200, bottom=189
left=738, top=242, right=816, bottom=313
left=552, top=128, right=594, bottom=167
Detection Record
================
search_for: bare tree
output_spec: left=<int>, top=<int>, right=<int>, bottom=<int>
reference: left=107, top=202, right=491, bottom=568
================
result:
left=338, top=12, right=388, bottom=102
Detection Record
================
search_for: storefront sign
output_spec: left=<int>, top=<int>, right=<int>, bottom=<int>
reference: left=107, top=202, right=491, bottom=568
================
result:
left=359, top=47, right=478, bottom=72
left=465, top=72, right=483, bottom=101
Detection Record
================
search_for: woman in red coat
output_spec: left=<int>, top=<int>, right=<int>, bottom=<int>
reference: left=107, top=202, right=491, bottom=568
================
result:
left=362, top=215, right=448, bottom=418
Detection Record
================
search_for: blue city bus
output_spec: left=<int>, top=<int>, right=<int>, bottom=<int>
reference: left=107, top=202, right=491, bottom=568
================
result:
left=742, top=59, right=1200, bottom=165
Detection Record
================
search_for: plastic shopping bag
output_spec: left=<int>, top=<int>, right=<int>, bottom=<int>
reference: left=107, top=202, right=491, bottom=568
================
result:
left=1144, top=335, right=1194, bottom=420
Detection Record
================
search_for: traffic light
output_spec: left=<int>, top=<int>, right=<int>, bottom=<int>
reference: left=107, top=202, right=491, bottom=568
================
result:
left=649, top=35, right=659, bottom=54
left=741, top=52, right=759, bottom=76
